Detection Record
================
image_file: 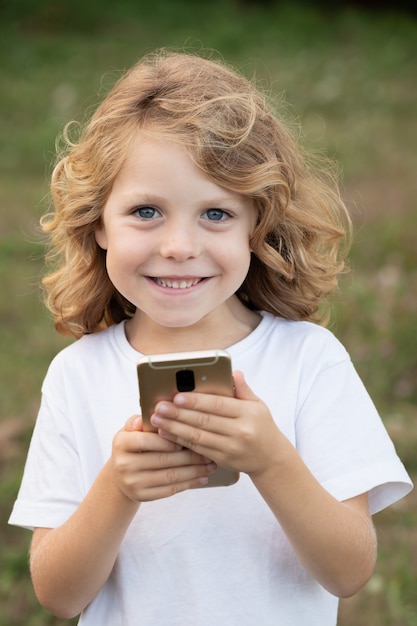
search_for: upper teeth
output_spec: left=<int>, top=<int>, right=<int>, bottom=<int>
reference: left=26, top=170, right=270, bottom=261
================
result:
left=155, top=278, right=201, bottom=289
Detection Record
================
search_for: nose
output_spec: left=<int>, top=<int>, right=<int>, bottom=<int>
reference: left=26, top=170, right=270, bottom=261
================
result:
left=159, top=222, right=201, bottom=261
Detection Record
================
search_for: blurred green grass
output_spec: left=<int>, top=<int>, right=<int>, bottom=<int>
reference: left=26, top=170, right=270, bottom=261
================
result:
left=1, top=2, right=416, bottom=624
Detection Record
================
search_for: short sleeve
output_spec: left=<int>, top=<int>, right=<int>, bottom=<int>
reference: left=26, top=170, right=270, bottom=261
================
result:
left=8, top=391, right=84, bottom=530
left=295, top=356, right=412, bottom=514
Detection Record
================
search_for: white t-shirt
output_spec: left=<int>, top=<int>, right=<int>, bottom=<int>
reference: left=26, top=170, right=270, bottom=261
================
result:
left=9, top=312, right=412, bottom=625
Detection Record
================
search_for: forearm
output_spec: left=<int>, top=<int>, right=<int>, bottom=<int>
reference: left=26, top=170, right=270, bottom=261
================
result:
left=30, top=460, right=139, bottom=619
left=251, top=441, right=377, bottom=598
left=252, top=436, right=376, bottom=597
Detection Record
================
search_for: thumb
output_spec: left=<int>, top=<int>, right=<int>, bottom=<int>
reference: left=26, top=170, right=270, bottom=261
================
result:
left=124, top=414, right=143, bottom=432
left=232, top=371, right=259, bottom=402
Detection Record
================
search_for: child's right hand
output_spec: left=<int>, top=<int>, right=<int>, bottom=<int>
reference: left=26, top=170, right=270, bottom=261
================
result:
left=111, top=415, right=217, bottom=502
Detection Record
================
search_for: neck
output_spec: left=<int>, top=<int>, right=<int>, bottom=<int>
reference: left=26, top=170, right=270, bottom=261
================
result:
left=126, top=302, right=261, bottom=354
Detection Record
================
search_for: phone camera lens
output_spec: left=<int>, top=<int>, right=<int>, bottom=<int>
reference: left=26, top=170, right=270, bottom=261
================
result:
left=176, top=369, right=195, bottom=392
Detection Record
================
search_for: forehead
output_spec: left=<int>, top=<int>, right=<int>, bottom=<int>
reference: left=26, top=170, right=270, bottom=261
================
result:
left=119, top=134, right=192, bottom=174
left=111, top=134, right=254, bottom=209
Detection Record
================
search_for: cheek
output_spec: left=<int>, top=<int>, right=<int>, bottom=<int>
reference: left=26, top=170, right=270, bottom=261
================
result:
left=102, top=238, right=135, bottom=279
left=106, top=231, right=145, bottom=261
left=228, top=242, right=252, bottom=279
left=235, top=230, right=253, bottom=262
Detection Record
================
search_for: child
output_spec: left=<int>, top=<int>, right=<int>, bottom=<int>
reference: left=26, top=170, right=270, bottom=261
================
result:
left=9, top=49, right=412, bottom=625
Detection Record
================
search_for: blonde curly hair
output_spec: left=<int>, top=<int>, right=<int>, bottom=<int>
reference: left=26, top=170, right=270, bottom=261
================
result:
left=42, top=49, right=351, bottom=338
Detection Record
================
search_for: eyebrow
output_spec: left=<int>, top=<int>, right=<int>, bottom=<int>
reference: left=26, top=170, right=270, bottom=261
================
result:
left=121, top=191, right=246, bottom=209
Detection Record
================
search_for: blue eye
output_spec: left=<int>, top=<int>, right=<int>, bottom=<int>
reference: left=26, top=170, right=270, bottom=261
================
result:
left=204, top=209, right=228, bottom=221
left=135, top=206, right=159, bottom=219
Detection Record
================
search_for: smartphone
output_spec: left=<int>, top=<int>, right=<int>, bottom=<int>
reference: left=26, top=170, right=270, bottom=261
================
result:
left=137, top=349, right=239, bottom=488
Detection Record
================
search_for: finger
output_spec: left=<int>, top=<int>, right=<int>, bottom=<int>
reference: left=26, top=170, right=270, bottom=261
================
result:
left=136, top=448, right=216, bottom=471
left=113, top=452, right=216, bottom=502
left=114, top=429, right=183, bottom=454
left=171, top=391, right=238, bottom=421
left=156, top=423, right=227, bottom=461
left=132, top=462, right=217, bottom=500
left=169, top=371, right=258, bottom=415
left=151, top=404, right=231, bottom=443
left=232, top=371, right=260, bottom=402
left=124, top=414, right=143, bottom=432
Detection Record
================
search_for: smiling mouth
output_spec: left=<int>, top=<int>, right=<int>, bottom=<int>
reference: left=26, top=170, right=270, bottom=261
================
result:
left=152, top=277, right=205, bottom=289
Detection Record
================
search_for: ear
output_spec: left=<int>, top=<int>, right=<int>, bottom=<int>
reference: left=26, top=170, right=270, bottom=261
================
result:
left=95, top=225, right=108, bottom=250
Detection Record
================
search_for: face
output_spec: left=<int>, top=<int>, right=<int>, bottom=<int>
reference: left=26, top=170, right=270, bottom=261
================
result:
left=96, top=136, right=256, bottom=345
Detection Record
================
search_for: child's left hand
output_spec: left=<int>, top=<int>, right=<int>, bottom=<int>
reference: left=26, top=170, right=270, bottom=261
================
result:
left=150, top=371, right=282, bottom=478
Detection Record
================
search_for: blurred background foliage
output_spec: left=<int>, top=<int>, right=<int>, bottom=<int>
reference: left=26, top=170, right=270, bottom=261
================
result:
left=0, top=1, right=416, bottom=624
